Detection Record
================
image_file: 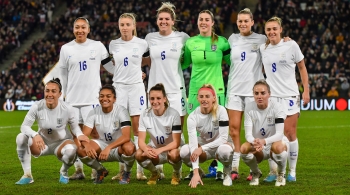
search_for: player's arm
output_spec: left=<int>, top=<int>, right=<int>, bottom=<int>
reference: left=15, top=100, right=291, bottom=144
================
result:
left=264, top=118, right=284, bottom=145
left=68, top=106, right=89, bottom=143
left=106, top=121, right=131, bottom=150
left=181, top=41, right=192, bottom=70
left=137, top=112, right=149, bottom=152
left=297, top=59, right=310, bottom=105
left=156, top=126, right=181, bottom=154
left=221, top=37, right=231, bottom=65
left=21, top=104, right=45, bottom=151
left=243, top=110, right=255, bottom=144
left=142, top=51, right=151, bottom=67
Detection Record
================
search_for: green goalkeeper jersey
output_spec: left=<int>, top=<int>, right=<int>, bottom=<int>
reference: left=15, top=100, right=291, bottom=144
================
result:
left=182, top=35, right=231, bottom=95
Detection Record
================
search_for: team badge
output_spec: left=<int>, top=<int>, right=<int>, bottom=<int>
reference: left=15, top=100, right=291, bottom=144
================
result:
left=212, top=120, right=219, bottom=127
left=165, top=126, right=172, bottom=135
left=171, top=42, right=177, bottom=52
left=189, top=103, right=193, bottom=110
left=280, top=53, right=286, bottom=58
left=251, top=44, right=259, bottom=52
left=57, top=118, right=62, bottom=125
left=267, top=117, right=274, bottom=124
left=90, top=50, right=96, bottom=60
left=211, top=44, right=217, bottom=51
left=132, top=48, right=139, bottom=58
left=114, top=120, right=120, bottom=129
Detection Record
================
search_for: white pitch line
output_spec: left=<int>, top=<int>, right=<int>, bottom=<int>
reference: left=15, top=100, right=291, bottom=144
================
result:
left=0, top=125, right=38, bottom=129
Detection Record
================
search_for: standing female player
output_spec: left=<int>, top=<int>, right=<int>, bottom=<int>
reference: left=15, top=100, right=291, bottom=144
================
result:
left=180, top=84, right=233, bottom=188
left=109, top=13, right=148, bottom=181
left=77, top=85, right=136, bottom=184
left=15, top=78, right=88, bottom=184
left=260, top=16, right=310, bottom=182
left=144, top=2, right=189, bottom=179
left=136, top=83, right=183, bottom=185
left=182, top=10, right=231, bottom=114
left=181, top=9, right=231, bottom=180
left=227, top=8, right=292, bottom=181
left=58, top=17, right=115, bottom=180
left=226, top=8, right=266, bottom=181
left=241, top=79, right=288, bottom=187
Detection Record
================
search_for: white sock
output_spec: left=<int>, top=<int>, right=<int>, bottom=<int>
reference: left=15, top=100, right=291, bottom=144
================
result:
left=179, top=144, right=192, bottom=167
left=16, top=133, right=32, bottom=177
left=74, top=158, right=84, bottom=172
left=119, top=162, right=125, bottom=172
left=121, top=154, right=135, bottom=172
left=241, top=153, right=259, bottom=173
left=272, top=151, right=287, bottom=175
left=134, top=136, right=144, bottom=173
left=140, top=159, right=157, bottom=172
left=60, top=144, right=77, bottom=175
left=168, top=160, right=181, bottom=172
left=268, top=158, right=278, bottom=174
left=232, top=152, right=241, bottom=172
left=288, top=139, right=298, bottom=177
left=80, top=156, right=103, bottom=170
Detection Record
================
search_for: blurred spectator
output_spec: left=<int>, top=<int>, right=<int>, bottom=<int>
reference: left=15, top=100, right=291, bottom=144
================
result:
left=327, top=85, right=339, bottom=97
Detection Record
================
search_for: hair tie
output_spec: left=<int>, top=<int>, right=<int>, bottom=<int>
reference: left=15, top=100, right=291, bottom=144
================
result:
left=199, top=87, right=215, bottom=96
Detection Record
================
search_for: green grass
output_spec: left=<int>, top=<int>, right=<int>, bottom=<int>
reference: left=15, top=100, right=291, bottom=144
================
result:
left=1, top=110, right=350, bottom=195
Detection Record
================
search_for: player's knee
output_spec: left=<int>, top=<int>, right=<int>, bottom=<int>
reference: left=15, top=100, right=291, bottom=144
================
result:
left=240, top=142, right=251, bottom=154
left=168, top=149, right=180, bottom=163
left=122, top=142, right=136, bottom=156
left=16, top=133, right=29, bottom=147
left=135, top=149, right=144, bottom=162
left=76, top=146, right=86, bottom=157
left=180, top=145, right=190, bottom=159
left=217, top=144, right=233, bottom=164
left=271, top=141, right=284, bottom=154
left=61, top=144, right=77, bottom=165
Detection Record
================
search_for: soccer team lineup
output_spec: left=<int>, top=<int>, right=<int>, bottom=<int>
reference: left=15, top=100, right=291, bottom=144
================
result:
left=15, top=2, right=310, bottom=188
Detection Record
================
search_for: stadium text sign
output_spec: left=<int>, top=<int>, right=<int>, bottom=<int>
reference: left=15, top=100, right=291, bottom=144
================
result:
left=1, top=99, right=38, bottom=111
left=301, top=98, right=350, bottom=111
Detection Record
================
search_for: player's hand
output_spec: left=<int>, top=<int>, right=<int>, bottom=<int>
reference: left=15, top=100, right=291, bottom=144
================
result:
left=302, top=91, right=310, bottom=105
left=190, top=147, right=203, bottom=162
left=77, top=135, right=90, bottom=143
left=253, top=138, right=264, bottom=152
left=283, top=36, right=292, bottom=42
left=84, top=144, right=97, bottom=159
left=189, top=172, right=203, bottom=188
left=99, top=147, right=111, bottom=161
left=33, top=134, right=46, bottom=151
left=148, top=148, right=161, bottom=158
left=142, top=72, right=146, bottom=80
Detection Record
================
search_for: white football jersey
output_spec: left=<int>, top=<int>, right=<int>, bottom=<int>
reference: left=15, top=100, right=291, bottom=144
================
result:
left=227, top=33, right=266, bottom=96
left=85, top=104, right=131, bottom=144
left=21, top=99, right=82, bottom=143
left=109, top=36, right=148, bottom=84
left=145, top=31, right=189, bottom=93
left=187, top=105, right=229, bottom=168
left=244, top=99, right=286, bottom=144
left=58, top=39, right=109, bottom=106
left=139, top=107, right=181, bottom=149
left=260, top=40, right=304, bottom=97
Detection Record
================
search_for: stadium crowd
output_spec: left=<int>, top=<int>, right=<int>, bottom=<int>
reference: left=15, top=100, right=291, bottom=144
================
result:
left=0, top=0, right=349, bottom=100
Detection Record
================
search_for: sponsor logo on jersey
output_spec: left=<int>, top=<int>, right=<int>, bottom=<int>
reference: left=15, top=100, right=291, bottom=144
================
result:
left=170, top=42, right=177, bottom=52
left=211, top=44, right=217, bottom=51
left=165, top=126, right=172, bottom=135
left=90, top=50, right=96, bottom=60
left=114, top=120, right=119, bottom=130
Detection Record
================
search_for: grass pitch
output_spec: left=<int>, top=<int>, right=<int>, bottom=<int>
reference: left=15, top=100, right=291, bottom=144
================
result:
left=0, top=110, right=349, bottom=195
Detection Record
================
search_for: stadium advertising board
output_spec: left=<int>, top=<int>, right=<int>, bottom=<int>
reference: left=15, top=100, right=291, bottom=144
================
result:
left=1, top=98, right=350, bottom=111
left=1, top=99, right=38, bottom=111
left=301, top=98, right=350, bottom=111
